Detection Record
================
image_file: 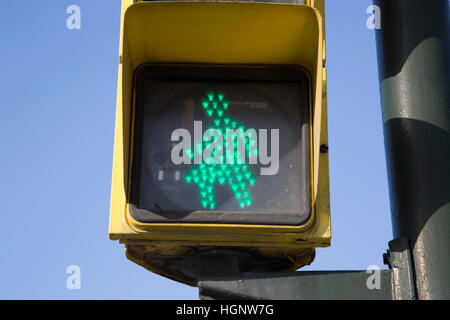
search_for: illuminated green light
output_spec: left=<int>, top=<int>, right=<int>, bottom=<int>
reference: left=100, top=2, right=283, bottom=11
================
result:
left=184, top=90, right=256, bottom=210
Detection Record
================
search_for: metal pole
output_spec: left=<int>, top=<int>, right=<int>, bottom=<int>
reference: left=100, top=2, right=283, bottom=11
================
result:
left=374, top=0, right=450, bottom=299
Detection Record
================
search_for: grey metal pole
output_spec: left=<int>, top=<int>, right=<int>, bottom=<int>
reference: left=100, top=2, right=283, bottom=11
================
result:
left=374, top=0, right=450, bottom=299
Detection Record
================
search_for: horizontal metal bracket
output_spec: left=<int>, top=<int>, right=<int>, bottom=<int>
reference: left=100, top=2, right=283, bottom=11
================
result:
left=198, top=238, right=417, bottom=300
left=199, top=270, right=393, bottom=300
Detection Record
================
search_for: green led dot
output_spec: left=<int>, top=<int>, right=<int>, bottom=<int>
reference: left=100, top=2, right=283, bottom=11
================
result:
left=212, top=102, right=218, bottom=109
left=231, top=184, right=239, bottom=191
left=201, top=200, right=208, bottom=208
left=217, top=110, right=224, bottom=117
left=218, top=177, right=226, bottom=184
left=249, top=178, right=256, bottom=185
left=245, top=171, right=252, bottom=179
left=245, top=198, right=253, bottom=206
left=214, top=119, right=220, bottom=126
left=193, top=176, right=200, bottom=183
left=223, top=101, right=229, bottom=109
left=217, top=91, right=225, bottom=101
left=231, top=121, right=237, bottom=128
left=206, top=109, right=214, bottom=117
left=239, top=199, right=246, bottom=208
left=224, top=118, right=230, bottom=125
left=210, top=202, right=216, bottom=210
left=240, top=182, right=246, bottom=189
left=202, top=100, right=209, bottom=109
left=184, top=175, right=192, bottom=183
left=207, top=91, right=215, bottom=101
left=236, top=191, right=242, bottom=199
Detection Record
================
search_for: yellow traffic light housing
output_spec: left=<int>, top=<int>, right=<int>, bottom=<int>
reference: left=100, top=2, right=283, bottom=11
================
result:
left=109, top=1, right=329, bottom=285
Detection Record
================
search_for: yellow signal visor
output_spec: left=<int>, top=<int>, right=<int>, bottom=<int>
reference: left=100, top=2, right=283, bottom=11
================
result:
left=109, top=2, right=329, bottom=247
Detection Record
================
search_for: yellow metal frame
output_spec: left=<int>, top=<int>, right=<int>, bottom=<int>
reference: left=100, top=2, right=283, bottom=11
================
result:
left=109, top=1, right=330, bottom=249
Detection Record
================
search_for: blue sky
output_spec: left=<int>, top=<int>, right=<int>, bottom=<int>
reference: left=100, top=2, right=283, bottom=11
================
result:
left=0, top=1, right=392, bottom=299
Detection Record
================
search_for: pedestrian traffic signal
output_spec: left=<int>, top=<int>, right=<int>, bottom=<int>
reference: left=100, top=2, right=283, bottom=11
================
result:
left=130, top=64, right=313, bottom=226
left=109, top=0, right=330, bottom=285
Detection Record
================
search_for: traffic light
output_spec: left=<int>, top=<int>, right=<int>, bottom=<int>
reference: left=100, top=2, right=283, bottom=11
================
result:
left=109, top=0, right=330, bottom=285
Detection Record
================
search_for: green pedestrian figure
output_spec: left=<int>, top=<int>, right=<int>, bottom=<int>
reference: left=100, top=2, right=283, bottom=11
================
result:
left=184, top=90, right=257, bottom=209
